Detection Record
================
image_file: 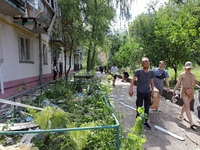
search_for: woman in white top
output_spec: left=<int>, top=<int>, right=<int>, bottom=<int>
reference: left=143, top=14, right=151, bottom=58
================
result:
left=173, top=61, right=200, bottom=128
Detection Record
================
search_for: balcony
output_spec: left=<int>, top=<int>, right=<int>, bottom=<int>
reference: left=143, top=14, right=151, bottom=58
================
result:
left=13, top=0, right=55, bottom=34
left=0, top=0, right=25, bottom=15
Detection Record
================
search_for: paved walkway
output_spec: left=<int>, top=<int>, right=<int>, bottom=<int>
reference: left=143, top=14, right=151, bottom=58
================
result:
left=97, top=72, right=200, bottom=150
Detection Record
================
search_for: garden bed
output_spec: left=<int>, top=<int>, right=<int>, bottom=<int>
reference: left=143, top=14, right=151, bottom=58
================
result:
left=0, top=72, right=147, bottom=150
left=0, top=75, right=121, bottom=149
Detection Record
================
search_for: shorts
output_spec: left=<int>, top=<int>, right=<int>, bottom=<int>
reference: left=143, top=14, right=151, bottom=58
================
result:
left=155, top=86, right=163, bottom=95
left=113, top=74, right=117, bottom=79
left=154, top=84, right=163, bottom=95
left=181, top=88, right=194, bottom=99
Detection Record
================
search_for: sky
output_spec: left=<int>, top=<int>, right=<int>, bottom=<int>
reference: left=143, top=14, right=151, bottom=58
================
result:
left=111, top=0, right=168, bottom=31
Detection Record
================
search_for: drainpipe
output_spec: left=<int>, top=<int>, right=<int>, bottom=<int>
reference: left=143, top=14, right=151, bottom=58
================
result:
left=39, top=34, right=42, bottom=86
left=0, top=64, right=4, bottom=94
left=46, top=14, right=56, bottom=79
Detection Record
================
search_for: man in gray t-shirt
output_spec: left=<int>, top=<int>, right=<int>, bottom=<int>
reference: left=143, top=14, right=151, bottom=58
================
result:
left=153, top=61, right=170, bottom=108
left=129, top=57, right=154, bottom=130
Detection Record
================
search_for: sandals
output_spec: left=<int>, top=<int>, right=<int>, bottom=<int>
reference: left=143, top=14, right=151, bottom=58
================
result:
left=179, top=115, right=186, bottom=121
left=190, top=123, right=197, bottom=128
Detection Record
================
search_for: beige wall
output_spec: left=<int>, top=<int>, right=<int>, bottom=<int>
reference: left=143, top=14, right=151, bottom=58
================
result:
left=98, top=52, right=108, bottom=65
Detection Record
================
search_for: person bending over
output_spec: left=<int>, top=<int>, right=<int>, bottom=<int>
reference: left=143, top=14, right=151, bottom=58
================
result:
left=121, top=70, right=129, bottom=82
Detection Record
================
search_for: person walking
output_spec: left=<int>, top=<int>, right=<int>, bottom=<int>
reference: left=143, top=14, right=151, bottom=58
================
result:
left=53, top=63, right=58, bottom=80
left=153, top=61, right=170, bottom=109
left=129, top=57, right=154, bottom=130
left=173, top=61, right=200, bottom=128
left=110, top=64, right=119, bottom=86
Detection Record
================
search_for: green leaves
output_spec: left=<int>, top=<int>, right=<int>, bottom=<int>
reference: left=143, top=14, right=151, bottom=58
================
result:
left=120, top=107, right=147, bottom=150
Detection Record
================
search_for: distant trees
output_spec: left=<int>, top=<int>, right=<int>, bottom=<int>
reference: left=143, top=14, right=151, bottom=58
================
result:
left=56, top=0, right=134, bottom=75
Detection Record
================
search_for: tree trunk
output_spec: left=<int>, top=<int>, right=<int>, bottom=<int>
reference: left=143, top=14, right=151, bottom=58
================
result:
left=64, top=47, right=67, bottom=82
left=87, top=42, right=92, bottom=72
left=173, top=66, right=177, bottom=83
left=66, top=52, right=72, bottom=85
left=90, top=45, right=96, bottom=70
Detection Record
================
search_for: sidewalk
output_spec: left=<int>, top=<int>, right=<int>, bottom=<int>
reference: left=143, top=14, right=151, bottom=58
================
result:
left=98, top=72, right=200, bottom=150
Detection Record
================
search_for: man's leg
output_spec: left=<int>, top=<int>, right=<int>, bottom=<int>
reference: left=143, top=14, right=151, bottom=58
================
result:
left=157, top=94, right=161, bottom=109
left=144, top=92, right=151, bottom=115
left=113, top=75, right=116, bottom=86
left=143, top=92, right=152, bottom=129
left=136, top=92, right=144, bottom=118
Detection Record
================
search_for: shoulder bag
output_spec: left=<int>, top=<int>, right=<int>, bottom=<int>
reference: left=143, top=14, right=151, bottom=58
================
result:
left=185, top=74, right=193, bottom=95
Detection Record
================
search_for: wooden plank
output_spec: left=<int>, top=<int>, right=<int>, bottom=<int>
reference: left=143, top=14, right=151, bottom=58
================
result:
left=0, top=122, right=38, bottom=131
left=154, top=125, right=185, bottom=141
left=0, top=98, right=44, bottom=111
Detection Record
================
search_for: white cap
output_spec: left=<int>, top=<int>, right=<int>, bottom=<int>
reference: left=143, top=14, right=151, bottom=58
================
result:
left=185, top=61, right=193, bottom=69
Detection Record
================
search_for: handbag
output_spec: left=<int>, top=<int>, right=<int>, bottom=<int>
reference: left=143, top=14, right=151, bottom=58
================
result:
left=155, top=70, right=165, bottom=79
left=185, top=88, right=193, bottom=95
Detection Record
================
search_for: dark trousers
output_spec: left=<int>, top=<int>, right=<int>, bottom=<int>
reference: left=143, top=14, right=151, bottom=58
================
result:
left=136, top=92, right=151, bottom=122
left=53, top=71, right=57, bottom=80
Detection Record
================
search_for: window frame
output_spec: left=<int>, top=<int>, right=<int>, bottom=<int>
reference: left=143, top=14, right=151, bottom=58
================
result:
left=18, top=35, right=33, bottom=63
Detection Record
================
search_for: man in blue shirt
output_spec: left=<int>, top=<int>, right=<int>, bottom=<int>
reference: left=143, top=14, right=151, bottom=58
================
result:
left=153, top=61, right=170, bottom=108
left=129, top=57, right=154, bottom=130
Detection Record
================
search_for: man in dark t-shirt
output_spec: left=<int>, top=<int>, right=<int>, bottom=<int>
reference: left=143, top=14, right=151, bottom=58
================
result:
left=121, top=70, right=129, bottom=82
left=129, top=57, right=154, bottom=130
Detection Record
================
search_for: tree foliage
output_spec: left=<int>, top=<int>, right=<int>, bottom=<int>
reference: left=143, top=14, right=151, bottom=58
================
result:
left=125, top=0, right=200, bottom=82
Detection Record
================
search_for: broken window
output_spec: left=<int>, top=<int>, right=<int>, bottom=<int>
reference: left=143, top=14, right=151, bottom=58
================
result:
left=18, top=36, right=31, bottom=63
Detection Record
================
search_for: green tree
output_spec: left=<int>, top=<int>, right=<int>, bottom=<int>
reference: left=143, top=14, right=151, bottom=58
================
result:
left=85, top=0, right=115, bottom=72
left=114, top=40, right=141, bottom=71
left=129, top=1, right=193, bottom=82
left=57, top=0, right=88, bottom=83
left=182, top=0, right=200, bottom=65
left=154, top=2, right=193, bottom=81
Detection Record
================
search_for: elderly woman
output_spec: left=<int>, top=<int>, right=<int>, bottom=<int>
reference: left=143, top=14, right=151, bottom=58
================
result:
left=173, top=61, right=200, bottom=128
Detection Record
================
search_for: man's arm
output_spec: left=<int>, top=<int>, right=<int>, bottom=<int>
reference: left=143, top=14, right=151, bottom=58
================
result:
left=129, top=76, right=137, bottom=97
left=129, top=76, right=136, bottom=96
left=117, top=67, right=120, bottom=73
left=173, top=74, right=182, bottom=96
left=150, top=78, right=154, bottom=98
left=165, top=78, right=170, bottom=92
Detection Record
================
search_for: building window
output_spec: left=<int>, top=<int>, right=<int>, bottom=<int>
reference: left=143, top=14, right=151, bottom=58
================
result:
left=18, top=36, right=32, bottom=63
left=43, top=44, right=48, bottom=65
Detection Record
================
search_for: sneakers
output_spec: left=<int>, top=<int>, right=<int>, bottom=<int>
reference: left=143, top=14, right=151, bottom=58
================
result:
left=144, top=122, right=151, bottom=130
left=121, top=80, right=124, bottom=82
left=112, top=84, right=115, bottom=87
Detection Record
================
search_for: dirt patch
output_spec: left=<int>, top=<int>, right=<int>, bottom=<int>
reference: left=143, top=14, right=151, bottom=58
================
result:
left=98, top=72, right=200, bottom=150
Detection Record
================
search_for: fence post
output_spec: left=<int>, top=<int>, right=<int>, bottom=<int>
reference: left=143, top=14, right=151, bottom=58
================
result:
left=13, top=97, right=16, bottom=118
left=117, top=126, right=119, bottom=150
